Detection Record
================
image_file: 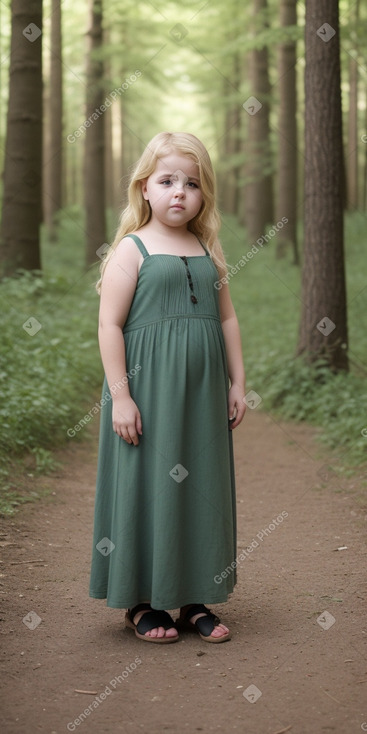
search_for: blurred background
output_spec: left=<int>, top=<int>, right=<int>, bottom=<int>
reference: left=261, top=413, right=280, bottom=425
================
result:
left=0, top=0, right=366, bottom=513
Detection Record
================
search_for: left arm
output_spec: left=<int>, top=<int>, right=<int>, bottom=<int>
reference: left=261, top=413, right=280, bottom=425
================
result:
left=218, top=282, right=246, bottom=429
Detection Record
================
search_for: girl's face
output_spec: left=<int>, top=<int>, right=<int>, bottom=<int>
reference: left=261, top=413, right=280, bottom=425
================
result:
left=142, top=153, right=203, bottom=229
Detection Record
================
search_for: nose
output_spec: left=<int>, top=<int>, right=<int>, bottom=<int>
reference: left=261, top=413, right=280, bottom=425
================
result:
left=173, top=182, right=185, bottom=197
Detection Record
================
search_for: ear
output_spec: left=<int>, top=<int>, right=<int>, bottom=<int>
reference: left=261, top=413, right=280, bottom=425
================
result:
left=141, top=180, right=149, bottom=201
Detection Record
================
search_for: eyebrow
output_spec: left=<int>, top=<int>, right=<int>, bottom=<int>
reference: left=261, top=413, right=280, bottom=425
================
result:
left=158, top=173, right=200, bottom=183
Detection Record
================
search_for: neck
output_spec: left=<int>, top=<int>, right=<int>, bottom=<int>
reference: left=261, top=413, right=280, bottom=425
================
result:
left=145, top=218, right=190, bottom=239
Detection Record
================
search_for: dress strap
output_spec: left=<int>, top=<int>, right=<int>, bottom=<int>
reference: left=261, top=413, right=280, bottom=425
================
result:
left=123, top=233, right=150, bottom=259
left=197, top=238, right=210, bottom=256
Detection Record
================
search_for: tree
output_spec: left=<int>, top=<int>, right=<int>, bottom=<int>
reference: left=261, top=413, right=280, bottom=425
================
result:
left=243, top=0, right=274, bottom=241
left=297, top=0, right=348, bottom=371
left=84, top=0, right=107, bottom=266
left=346, top=0, right=360, bottom=210
left=276, top=0, right=299, bottom=263
left=220, top=71, right=242, bottom=216
left=44, top=0, right=63, bottom=241
left=0, top=0, right=43, bottom=276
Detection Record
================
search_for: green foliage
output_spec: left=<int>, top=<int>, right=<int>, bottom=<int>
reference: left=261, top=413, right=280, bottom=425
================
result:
left=0, top=486, right=41, bottom=517
left=0, top=209, right=102, bottom=513
left=255, top=356, right=367, bottom=464
left=227, top=24, right=303, bottom=53
left=0, top=266, right=101, bottom=456
left=30, top=447, right=60, bottom=475
left=221, top=212, right=367, bottom=469
left=1, top=207, right=366, bottom=516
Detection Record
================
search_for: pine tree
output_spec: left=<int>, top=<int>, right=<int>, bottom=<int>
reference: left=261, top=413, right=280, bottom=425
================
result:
left=276, top=0, right=299, bottom=263
left=44, top=0, right=63, bottom=241
left=0, top=0, right=43, bottom=276
left=297, top=0, right=348, bottom=370
left=84, top=0, right=107, bottom=266
left=243, top=0, right=274, bottom=241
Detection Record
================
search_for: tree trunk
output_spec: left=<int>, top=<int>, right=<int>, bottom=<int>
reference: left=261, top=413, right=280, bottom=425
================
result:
left=297, top=0, right=348, bottom=371
left=120, top=99, right=130, bottom=211
left=0, top=0, right=43, bottom=276
left=0, top=5, right=11, bottom=176
left=103, top=26, right=116, bottom=213
left=243, top=0, right=274, bottom=242
left=346, top=0, right=360, bottom=210
left=84, top=0, right=107, bottom=266
left=104, top=91, right=115, bottom=212
left=221, top=68, right=241, bottom=215
left=276, top=0, right=299, bottom=263
left=44, top=0, right=63, bottom=241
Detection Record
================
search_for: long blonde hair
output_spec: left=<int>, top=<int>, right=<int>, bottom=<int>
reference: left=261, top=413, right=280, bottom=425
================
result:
left=96, top=131, right=227, bottom=293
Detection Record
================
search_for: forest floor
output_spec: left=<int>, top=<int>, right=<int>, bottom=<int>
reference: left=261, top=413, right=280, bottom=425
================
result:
left=1, top=408, right=367, bottom=734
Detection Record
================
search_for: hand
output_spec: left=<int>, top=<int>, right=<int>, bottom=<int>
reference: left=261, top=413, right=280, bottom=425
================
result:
left=228, top=383, right=246, bottom=429
left=112, top=397, right=143, bottom=446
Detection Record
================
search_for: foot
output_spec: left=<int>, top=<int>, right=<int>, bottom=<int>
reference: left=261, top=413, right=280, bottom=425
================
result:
left=180, top=604, right=230, bottom=640
left=132, top=607, right=178, bottom=640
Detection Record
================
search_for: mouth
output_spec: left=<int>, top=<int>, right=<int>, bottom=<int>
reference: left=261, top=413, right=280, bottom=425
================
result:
left=171, top=204, right=185, bottom=210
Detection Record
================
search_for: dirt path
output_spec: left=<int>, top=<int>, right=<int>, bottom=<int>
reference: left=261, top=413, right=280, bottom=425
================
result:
left=1, top=408, right=366, bottom=734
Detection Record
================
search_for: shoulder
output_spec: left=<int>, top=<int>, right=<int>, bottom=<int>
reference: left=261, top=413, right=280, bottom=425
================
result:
left=114, top=235, right=140, bottom=256
left=103, top=236, right=141, bottom=283
left=113, top=235, right=143, bottom=264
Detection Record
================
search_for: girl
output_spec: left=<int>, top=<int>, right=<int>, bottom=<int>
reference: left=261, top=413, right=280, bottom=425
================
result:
left=89, top=132, right=246, bottom=644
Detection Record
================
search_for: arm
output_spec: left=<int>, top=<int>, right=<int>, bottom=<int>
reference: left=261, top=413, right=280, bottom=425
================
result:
left=98, top=238, right=143, bottom=445
left=218, top=282, right=246, bottom=429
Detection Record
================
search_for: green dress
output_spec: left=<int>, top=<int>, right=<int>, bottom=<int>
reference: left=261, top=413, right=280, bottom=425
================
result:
left=89, top=234, right=237, bottom=609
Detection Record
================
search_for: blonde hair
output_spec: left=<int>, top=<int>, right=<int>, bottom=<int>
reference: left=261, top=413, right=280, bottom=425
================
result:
left=96, top=131, right=227, bottom=293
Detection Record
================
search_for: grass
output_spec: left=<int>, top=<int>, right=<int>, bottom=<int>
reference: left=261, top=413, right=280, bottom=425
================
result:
left=220, top=211, right=367, bottom=468
left=0, top=206, right=366, bottom=515
left=0, top=205, right=103, bottom=514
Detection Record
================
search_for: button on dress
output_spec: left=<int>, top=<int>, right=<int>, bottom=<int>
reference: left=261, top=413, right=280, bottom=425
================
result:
left=89, top=234, right=237, bottom=609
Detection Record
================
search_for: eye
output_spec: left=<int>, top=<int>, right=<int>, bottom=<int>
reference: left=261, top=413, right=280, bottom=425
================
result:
left=160, top=179, right=172, bottom=186
left=187, top=181, right=199, bottom=188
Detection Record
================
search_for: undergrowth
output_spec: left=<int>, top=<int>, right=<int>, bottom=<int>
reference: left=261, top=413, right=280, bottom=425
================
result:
left=1, top=206, right=366, bottom=514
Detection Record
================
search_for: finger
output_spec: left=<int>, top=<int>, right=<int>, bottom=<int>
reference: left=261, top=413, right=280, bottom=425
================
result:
left=231, top=413, right=243, bottom=429
left=229, top=403, right=240, bottom=428
left=128, top=427, right=140, bottom=446
left=228, top=403, right=237, bottom=428
left=231, top=403, right=246, bottom=428
left=136, top=413, right=143, bottom=436
left=121, top=427, right=133, bottom=444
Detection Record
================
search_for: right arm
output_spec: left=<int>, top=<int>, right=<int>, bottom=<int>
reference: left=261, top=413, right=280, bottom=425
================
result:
left=98, top=238, right=142, bottom=445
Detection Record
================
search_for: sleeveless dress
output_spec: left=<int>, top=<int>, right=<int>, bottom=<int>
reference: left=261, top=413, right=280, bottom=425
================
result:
left=89, top=234, right=237, bottom=609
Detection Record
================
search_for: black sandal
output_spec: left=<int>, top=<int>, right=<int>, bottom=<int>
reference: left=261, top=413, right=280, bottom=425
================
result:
left=125, top=603, right=179, bottom=644
left=177, top=604, right=231, bottom=643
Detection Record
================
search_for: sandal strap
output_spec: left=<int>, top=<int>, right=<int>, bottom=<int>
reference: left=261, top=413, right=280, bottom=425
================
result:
left=128, top=603, right=151, bottom=621
left=134, top=609, right=176, bottom=635
left=183, top=604, right=220, bottom=637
